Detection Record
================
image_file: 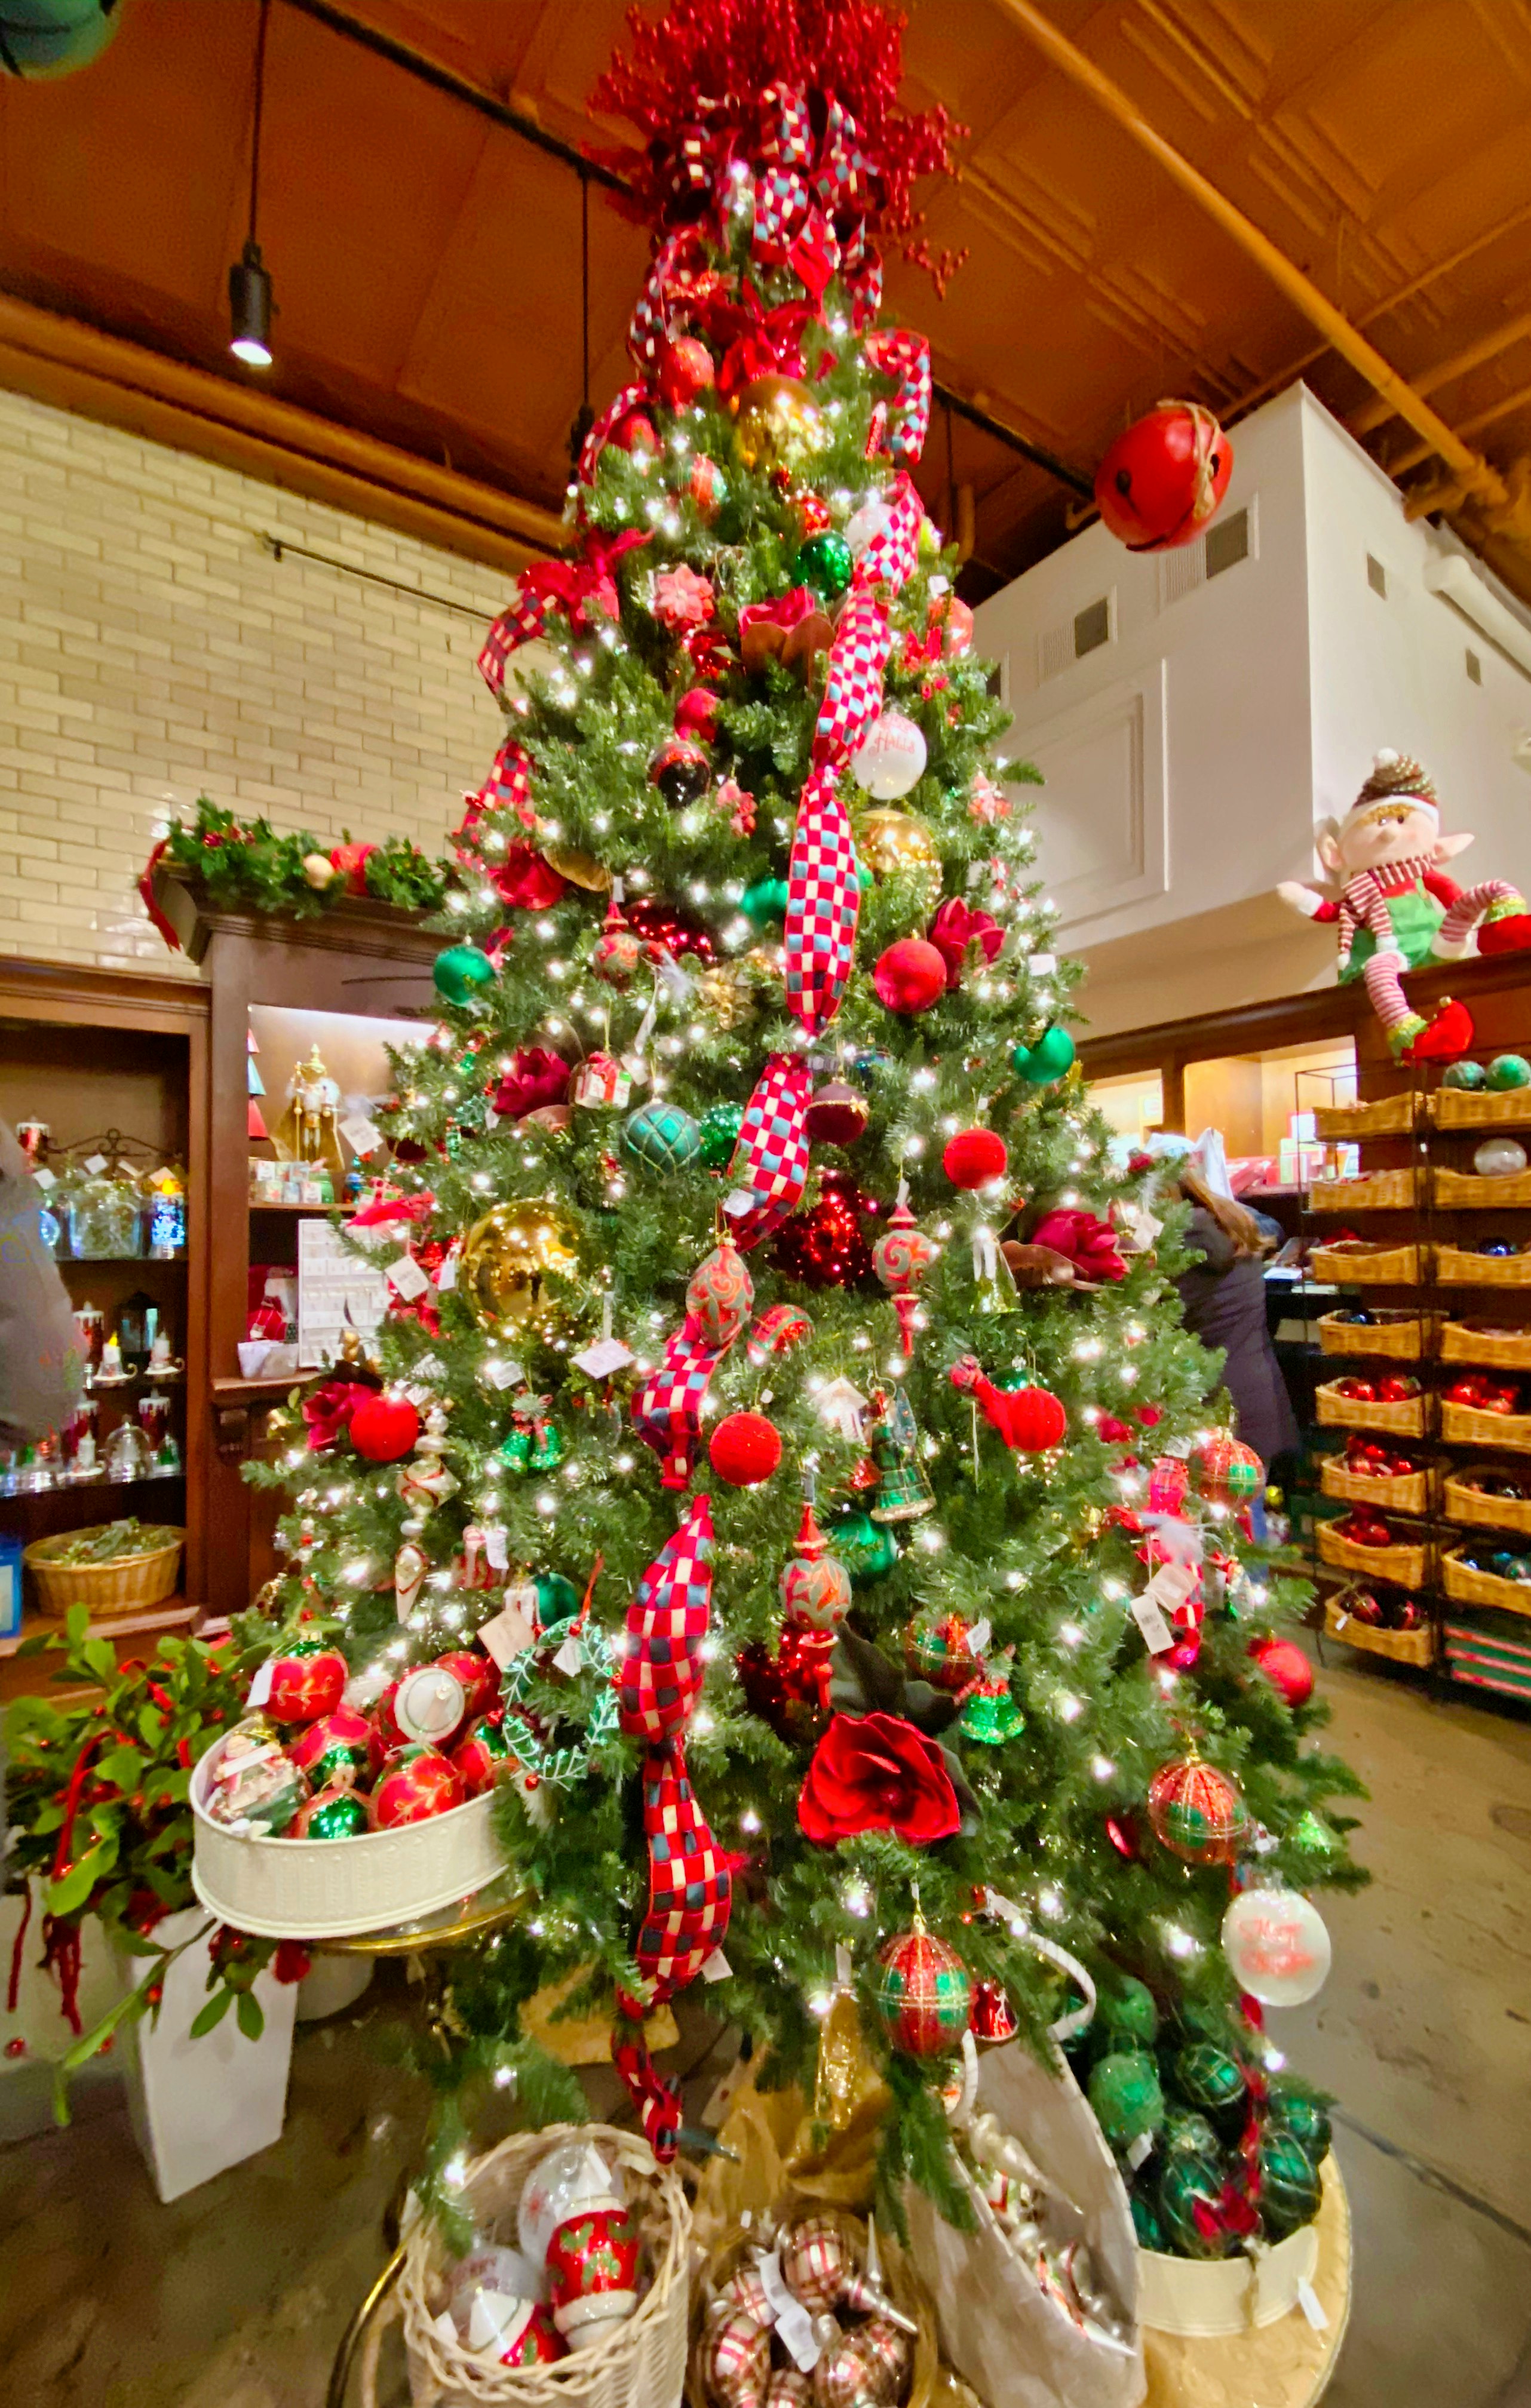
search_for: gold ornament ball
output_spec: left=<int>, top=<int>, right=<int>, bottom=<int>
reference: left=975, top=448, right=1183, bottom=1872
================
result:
left=540, top=841, right=610, bottom=892
left=461, top=1200, right=579, bottom=1338
left=855, top=806, right=941, bottom=884
left=697, top=960, right=760, bottom=1030
left=731, top=374, right=826, bottom=474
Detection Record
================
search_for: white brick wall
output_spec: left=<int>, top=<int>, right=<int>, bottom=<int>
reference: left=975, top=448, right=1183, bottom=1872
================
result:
left=0, top=388, right=514, bottom=972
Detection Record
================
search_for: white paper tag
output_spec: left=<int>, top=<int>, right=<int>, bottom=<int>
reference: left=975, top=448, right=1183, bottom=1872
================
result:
left=553, top=1633, right=584, bottom=1676
left=1130, top=1592, right=1175, bottom=1656
left=699, top=1947, right=732, bottom=1983
left=246, top=1660, right=275, bottom=1709
left=478, top=1601, right=536, bottom=1667
left=968, top=1616, right=992, bottom=1658
left=835, top=1943, right=854, bottom=1988
left=1296, top=2276, right=1329, bottom=2331
left=32, top=1166, right=56, bottom=1191
left=723, top=1188, right=756, bottom=1221
left=339, top=1113, right=382, bottom=1157
left=573, top=1336, right=634, bottom=1379
left=435, top=1251, right=458, bottom=1292
left=484, top=1525, right=510, bottom=1572
left=482, top=1357, right=524, bottom=1391
left=758, top=2252, right=820, bottom=2369
left=386, top=1254, right=431, bottom=1300
left=431, top=2310, right=459, bottom=2352
left=84, top=1151, right=108, bottom=1175
left=1127, top=2131, right=1155, bottom=2170
left=1145, top=1559, right=1200, bottom=1614
left=507, top=1577, right=538, bottom=1620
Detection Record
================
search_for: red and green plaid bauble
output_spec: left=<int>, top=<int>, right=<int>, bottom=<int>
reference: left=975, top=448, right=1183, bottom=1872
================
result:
left=873, top=1913, right=972, bottom=2056
left=1191, top=1433, right=1263, bottom=1504
left=1147, top=1752, right=1249, bottom=1864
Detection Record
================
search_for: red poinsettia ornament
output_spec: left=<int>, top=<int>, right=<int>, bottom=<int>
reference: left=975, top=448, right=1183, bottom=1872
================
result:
left=492, top=1048, right=572, bottom=1122
left=1029, top=1206, right=1127, bottom=1283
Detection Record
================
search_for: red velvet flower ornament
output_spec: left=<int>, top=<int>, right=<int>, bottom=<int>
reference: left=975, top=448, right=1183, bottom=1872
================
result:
left=738, top=585, right=834, bottom=675
left=492, top=845, right=567, bottom=913
left=492, top=1048, right=570, bottom=1121
left=928, top=897, right=1003, bottom=990
left=1030, top=1206, right=1128, bottom=1284
left=799, top=1710, right=961, bottom=1847
left=303, top=1375, right=373, bottom=1452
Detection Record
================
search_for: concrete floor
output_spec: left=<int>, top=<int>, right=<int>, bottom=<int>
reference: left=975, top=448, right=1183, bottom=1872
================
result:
left=1, top=1649, right=1529, bottom=2406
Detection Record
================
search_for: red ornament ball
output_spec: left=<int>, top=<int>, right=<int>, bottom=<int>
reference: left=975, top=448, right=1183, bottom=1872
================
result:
left=434, top=1647, right=501, bottom=1722
left=451, top=1713, right=520, bottom=1795
left=774, top=1171, right=878, bottom=1288
left=1191, top=1433, right=1263, bottom=1504
left=873, top=1921, right=973, bottom=2056
left=265, top=1637, right=347, bottom=1725
left=873, top=938, right=947, bottom=1015
left=1146, top=1754, right=1249, bottom=1864
left=1248, top=1636, right=1314, bottom=1709
left=998, top=1381, right=1068, bottom=1450
left=943, top=1127, right=1008, bottom=1188
left=656, top=334, right=715, bottom=407
left=673, top=685, right=720, bottom=743
left=369, top=1744, right=464, bottom=1829
left=348, top=1391, right=421, bottom=1464
left=1094, top=401, right=1234, bottom=552
left=709, top=1410, right=782, bottom=1488
left=805, top=1078, right=870, bottom=1147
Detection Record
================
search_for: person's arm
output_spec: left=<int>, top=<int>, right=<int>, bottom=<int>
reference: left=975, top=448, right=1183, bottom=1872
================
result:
left=0, top=1124, right=83, bottom=1442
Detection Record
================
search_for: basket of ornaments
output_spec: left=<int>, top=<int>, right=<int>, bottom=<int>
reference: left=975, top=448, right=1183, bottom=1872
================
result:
left=691, top=2206, right=937, bottom=2408
left=191, top=1630, right=519, bottom=1939
left=395, top=2126, right=691, bottom=2408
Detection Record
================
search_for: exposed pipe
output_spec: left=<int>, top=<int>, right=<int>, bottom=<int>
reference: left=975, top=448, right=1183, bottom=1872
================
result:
left=991, top=0, right=1531, bottom=546
left=1392, top=376, right=1531, bottom=480
left=1350, top=308, right=1531, bottom=437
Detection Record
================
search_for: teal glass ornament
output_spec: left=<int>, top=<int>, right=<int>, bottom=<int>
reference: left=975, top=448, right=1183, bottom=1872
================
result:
left=1130, top=2191, right=1167, bottom=2252
left=1174, top=2041, right=1247, bottom=2126
left=1011, top=1025, right=1076, bottom=1085
left=1487, top=1052, right=1531, bottom=1091
left=623, top=1101, right=702, bottom=1171
left=699, top=1101, right=744, bottom=1168
left=1088, top=2050, right=1164, bottom=2148
left=1162, top=2109, right=1221, bottom=2162
left=432, top=944, right=496, bottom=1006
left=1441, top=1059, right=1486, bottom=1090
left=826, top=1503, right=898, bottom=1586
left=1258, top=2127, right=1321, bottom=2238
left=1158, top=2152, right=1236, bottom=2258
left=793, top=531, right=854, bottom=600
left=0, top=0, right=123, bottom=81
left=1100, top=1973, right=1158, bottom=2047
left=1266, top=2079, right=1332, bottom=2166
left=534, top=1571, right=581, bottom=1627
left=741, top=877, right=790, bottom=927
left=300, top=1789, right=370, bottom=1841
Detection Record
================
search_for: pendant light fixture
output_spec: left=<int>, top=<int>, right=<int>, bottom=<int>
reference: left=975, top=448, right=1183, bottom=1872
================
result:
left=228, top=0, right=274, bottom=367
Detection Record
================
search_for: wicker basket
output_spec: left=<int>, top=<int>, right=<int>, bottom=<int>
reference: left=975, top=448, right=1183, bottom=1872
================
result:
left=1323, top=1596, right=1435, bottom=1665
left=1432, top=1242, right=1531, bottom=1287
left=1317, top=1310, right=1435, bottom=1360
left=1439, top=1397, right=1531, bottom=1452
left=1433, top=1165, right=1531, bottom=1208
left=1308, top=1169, right=1416, bottom=1212
left=1442, top=1471, right=1531, bottom=1535
left=398, top=2125, right=691, bottom=2408
left=1309, top=1242, right=1420, bottom=1286
left=1441, top=1546, right=1531, bottom=1620
left=1431, top=1085, right=1531, bottom=1129
left=26, top=1526, right=184, bottom=1618
left=1316, top=1521, right=1427, bottom=1587
left=1314, top=1094, right=1417, bottom=1140
left=1314, top=1380, right=1428, bottom=1437
left=1320, top=1456, right=1429, bottom=1515
left=1440, top=1320, right=1531, bottom=1369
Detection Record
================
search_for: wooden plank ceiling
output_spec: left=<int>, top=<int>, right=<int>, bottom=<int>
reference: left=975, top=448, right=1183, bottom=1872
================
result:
left=4, top=0, right=1531, bottom=597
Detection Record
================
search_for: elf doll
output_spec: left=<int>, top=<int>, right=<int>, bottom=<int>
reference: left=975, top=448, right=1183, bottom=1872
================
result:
left=1277, top=749, right=1531, bottom=1059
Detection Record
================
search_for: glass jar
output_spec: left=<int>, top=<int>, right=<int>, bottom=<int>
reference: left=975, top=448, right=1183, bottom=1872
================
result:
left=68, top=1171, right=142, bottom=1261
left=104, top=1422, right=151, bottom=1483
left=144, top=1165, right=187, bottom=1260
left=118, top=1292, right=158, bottom=1376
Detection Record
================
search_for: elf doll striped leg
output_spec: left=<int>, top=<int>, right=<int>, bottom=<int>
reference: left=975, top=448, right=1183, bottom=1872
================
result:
left=1437, top=878, right=1531, bottom=957
left=1363, top=947, right=1472, bottom=1062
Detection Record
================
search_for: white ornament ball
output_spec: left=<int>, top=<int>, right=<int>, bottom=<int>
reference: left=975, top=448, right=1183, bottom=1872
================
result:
left=518, top=2140, right=622, bottom=2268
left=392, top=1664, right=466, bottom=1746
left=302, top=851, right=337, bottom=889
left=1474, top=1137, right=1528, bottom=1178
left=844, top=497, right=895, bottom=558
left=1221, top=1885, right=1331, bottom=2007
left=851, top=709, right=928, bottom=801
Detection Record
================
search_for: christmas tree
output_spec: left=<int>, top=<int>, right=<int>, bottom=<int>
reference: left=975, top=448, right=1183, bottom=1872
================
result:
left=254, top=0, right=1364, bottom=2230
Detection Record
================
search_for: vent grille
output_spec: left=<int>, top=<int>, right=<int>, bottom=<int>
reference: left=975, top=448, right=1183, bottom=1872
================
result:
left=1467, top=649, right=1484, bottom=686
left=1073, top=596, right=1110, bottom=657
left=1205, top=506, right=1250, bottom=579
left=1367, top=553, right=1388, bottom=598
left=1161, top=545, right=1205, bottom=604
left=1039, top=624, right=1072, bottom=681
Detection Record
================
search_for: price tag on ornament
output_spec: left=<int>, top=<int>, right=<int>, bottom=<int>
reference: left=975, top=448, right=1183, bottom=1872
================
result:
left=699, top=1947, right=732, bottom=1983
left=246, top=1658, right=275, bottom=1710
left=573, top=1336, right=634, bottom=1379
left=723, top=1189, right=756, bottom=1223
left=757, top=2250, right=821, bottom=2370
left=1146, top=1559, right=1200, bottom=1615
left=386, top=1253, right=431, bottom=1300
left=1129, top=1590, right=1175, bottom=1657
left=32, top=1166, right=55, bottom=1191
left=84, top=1152, right=108, bottom=1175
left=483, top=1525, right=510, bottom=1573
left=481, top=1356, right=523, bottom=1390
left=478, top=1598, right=536, bottom=1667
left=700, top=2051, right=750, bottom=2129
left=338, top=1114, right=382, bottom=1157
left=552, top=1631, right=584, bottom=1676
left=1296, top=2277, right=1329, bottom=2332
left=435, top=1250, right=458, bottom=1293
left=1126, top=2131, right=1155, bottom=2171
left=968, top=1616, right=992, bottom=1658
left=1333, top=1607, right=1350, bottom=1631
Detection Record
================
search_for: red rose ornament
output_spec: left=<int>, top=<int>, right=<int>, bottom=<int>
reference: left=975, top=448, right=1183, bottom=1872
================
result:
left=799, top=1711, right=961, bottom=1848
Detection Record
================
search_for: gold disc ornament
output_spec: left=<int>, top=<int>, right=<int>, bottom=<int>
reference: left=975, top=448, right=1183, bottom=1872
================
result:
left=730, top=374, right=826, bottom=474
left=854, top=806, right=941, bottom=885
left=461, top=1200, right=578, bottom=1339
left=539, top=842, right=610, bottom=892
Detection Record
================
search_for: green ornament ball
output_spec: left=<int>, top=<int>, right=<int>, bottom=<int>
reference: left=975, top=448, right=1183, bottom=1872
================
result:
left=741, top=877, right=790, bottom=927
left=432, top=943, right=497, bottom=1006
left=1441, top=1059, right=1487, bottom=1090
left=1258, top=2126, right=1322, bottom=2239
left=0, top=0, right=122, bottom=81
left=534, top=1571, right=581, bottom=1628
left=622, top=1100, right=702, bottom=1171
left=1162, top=2109, right=1221, bottom=2163
left=499, top=1427, right=531, bottom=1471
left=1488, top=1052, right=1531, bottom=1091
left=699, top=1100, right=745, bottom=1168
left=1174, top=2041, right=1248, bottom=2124
left=1011, top=1024, right=1076, bottom=1086
left=1088, top=2049, right=1165, bottom=2148
left=1130, top=2191, right=1168, bottom=2252
left=1158, top=2153, right=1237, bottom=2258
left=1267, top=2080, right=1332, bottom=2166
left=793, top=531, right=854, bottom=600
left=302, top=1789, right=370, bottom=1841
left=826, top=1504, right=899, bottom=1586
left=1100, top=1974, right=1159, bottom=2047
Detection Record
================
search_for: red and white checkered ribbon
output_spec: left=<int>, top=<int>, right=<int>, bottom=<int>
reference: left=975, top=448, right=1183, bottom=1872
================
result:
left=814, top=585, right=894, bottom=766
left=628, top=229, right=691, bottom=367
left=858, top=471, right=926, bottom=592
left=815, top=98, right=875, bottom=216
left=726, top=1054, right=813, bottom=1250
left=632, top=1742, right=731, bottom=1996
left=577, top=380, right=651, bottom=486
left=784, top=763, right=860, bottom=1036
left=617, top=1491, right=713, bottom=1743
left=477, top=591, right=548, bottom=696
left=459, top=738, right=536, bottom=843
left=864, top=328, right=933, bottom=467
left=760, top=82, right=814, bottom=173
left=633, top=1329, right=721, bottom=1489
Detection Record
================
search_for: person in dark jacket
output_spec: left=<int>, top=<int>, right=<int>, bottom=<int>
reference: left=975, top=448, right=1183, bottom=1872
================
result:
left=0, top=1121, right=82, bottom=1444
left=1169, top=1152, right=1299, bottom=1472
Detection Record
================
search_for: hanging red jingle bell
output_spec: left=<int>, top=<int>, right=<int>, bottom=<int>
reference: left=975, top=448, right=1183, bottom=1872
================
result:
left=873, top=1190, right=941, bottom=1356
left=1094, top=401, right=1234, bottom=552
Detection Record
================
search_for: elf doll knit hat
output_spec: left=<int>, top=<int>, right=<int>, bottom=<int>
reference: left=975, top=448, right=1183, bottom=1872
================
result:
left=1348, top=747, right=1440, bottom=825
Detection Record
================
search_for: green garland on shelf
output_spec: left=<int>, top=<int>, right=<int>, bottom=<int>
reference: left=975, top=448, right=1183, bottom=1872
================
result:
left=140, top=797, right=447, bottom=946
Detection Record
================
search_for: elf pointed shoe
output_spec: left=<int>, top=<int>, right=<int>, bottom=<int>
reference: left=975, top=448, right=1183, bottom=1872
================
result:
left=1399, top=997, right=1475, bottom=1061
left=1475, top=895, right=1531, bottom=955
